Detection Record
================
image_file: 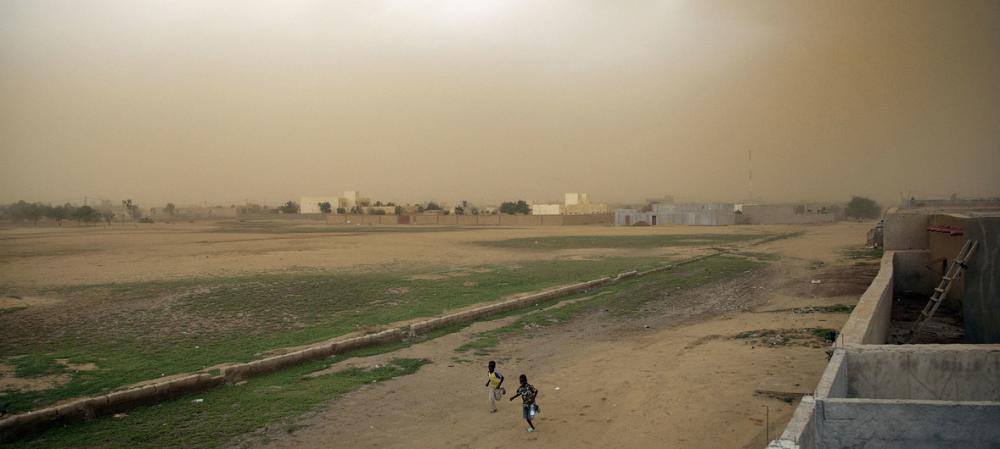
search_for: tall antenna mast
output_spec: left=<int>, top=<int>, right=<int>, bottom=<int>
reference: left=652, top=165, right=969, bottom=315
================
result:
left=748, top=149, right=753, bottom=202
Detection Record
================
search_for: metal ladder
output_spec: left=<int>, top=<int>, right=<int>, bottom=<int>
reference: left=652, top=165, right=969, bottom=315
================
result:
left=909, top=239, right=978, bottom=342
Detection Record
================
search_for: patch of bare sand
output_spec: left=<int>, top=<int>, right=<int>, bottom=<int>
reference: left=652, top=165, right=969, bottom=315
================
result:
left=0, top=364, right=70, bottom=395
left=234, top=223, right=869, bottom=449
left=0, top=222, right=858, bottom=288
left=0, top=296, right=62, bottom=309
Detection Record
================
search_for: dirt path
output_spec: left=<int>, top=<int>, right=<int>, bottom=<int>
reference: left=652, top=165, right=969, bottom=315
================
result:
left=233, top=225, right=872, bottom=449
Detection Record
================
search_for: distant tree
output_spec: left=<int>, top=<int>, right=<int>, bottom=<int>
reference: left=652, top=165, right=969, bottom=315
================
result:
left=101, top=209, right=115, bottom=226
left=845, top=196, right=881, bottom=220
left=454, top=205, right=464, bottom=215
left=10, top=201, right=46, bottom=226
left=386, top=202, right=396, bottom=207
left=416, top=204, right=425, bottom=213
left=46, top=204, right=71, bottom=226
left=374, top=201, right=384, bottom=207
left=369, top=209, right=386, bottom=215
left=350, top=205, right=363, bottom=214
left=319, top=202, right=332, bottom=214
left=336, top=207, right=346, bottom=214
left=74, top=205, right=101, bottom=225
left=425, top=202, right=442, bottom=211
left=278, top=201, right=299, bottom=214
left=499, top=200, right=532, bottom=215
left=164, top=203, right=176, bottom=216
left=394, top=206, right=402, bottom=215
left=122, top=199, right=142, bottom=222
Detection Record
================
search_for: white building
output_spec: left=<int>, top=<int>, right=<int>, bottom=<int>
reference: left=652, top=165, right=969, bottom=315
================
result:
left=563, top=192, right=608, bottom=215
left=300, top=190, right=371, bottom=214
left=531, top=204, right=563, bottom=215
left=300, top=196, right=342, bottom=214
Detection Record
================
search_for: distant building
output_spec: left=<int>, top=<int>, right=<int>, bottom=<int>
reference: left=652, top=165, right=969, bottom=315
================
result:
left=300, top=190, right=372, bottom=214
left=531, top=204, right=563, bottom=215
left=736, top=203, right=843, bottom=225
left=614, top=208, right=658, bottom=226
left=562, top=192, right=609, bottom=215
left=654, top=203, right=735, bottom=226
left=300, top=196, right=342, bottom=214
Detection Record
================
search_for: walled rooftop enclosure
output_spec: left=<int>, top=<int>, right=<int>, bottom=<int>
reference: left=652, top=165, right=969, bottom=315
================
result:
left=769, top=208, right=1000, bottom=449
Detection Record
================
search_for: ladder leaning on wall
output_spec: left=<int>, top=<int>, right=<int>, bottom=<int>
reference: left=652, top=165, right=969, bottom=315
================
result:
left=908, top=239, right=978, bottom=343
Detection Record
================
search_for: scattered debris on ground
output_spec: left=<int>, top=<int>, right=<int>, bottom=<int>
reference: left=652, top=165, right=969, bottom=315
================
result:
left=734, top=328, right=838, bottom=348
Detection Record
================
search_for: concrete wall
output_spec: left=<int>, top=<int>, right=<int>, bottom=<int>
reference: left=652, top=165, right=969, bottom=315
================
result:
left=814, top=399, right=1000, bottom=449
left=891, top=250, right=935, bottom=296
left=927, top=214, right=970, bottom=306
left=739, top=204, right=840, bottom=225
left=325, top=214, right=399, bottom=225
left=614, top=209, right=657, bottom=226
left=964, top=216, right=1000, bottom=343
left=843, top=345, right=1000, bottom=401
left=654, top=203, right=736, bottom=226
left=884, top=208, right=929, bottom=250
left=838, top=252, right=894, bottom=345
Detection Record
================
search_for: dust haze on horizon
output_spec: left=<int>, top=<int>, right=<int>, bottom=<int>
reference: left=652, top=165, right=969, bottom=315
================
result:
left=1, top=0, right=998, bottom=208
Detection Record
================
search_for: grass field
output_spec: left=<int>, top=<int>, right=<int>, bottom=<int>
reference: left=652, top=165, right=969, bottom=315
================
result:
left=475, top=233, right=764, bottom=250
left=6, top=356, right=430, bottom=449
left=5, top=253, right=765, bottom=449
left=456, top=254, right=761, bottom=354
left=1, top=256, right=680, bottom=413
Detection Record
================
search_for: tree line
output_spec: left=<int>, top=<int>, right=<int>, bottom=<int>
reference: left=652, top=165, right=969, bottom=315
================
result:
left=278, top=199, right=535, bottom=215
left=0, top=200, right=148, bottom=226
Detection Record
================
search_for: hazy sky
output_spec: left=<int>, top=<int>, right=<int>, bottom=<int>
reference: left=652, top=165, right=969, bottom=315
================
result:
left=2, top=0, right=998, bottom=207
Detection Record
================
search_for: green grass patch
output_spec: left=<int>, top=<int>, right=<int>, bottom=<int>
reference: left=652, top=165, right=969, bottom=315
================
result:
left=458, top=255, right=763, bottom=354
left=841, top=246, right=884, bottom=261
left=476, top=233, right=766, bottom=250
left=7, top=358, right=429, bottom=449
left=730, top=251, right=781, bottom=261
left=1, top=256, right=673, bottom=412
left=810, top=327, right=839, bottom=341
left=0, top=306, right=27, bottom=315
left=748, top=232, right=805, bottom=246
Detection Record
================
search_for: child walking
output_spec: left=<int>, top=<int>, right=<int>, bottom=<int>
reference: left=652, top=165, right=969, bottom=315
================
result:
left=509, top=374, right=539, bottom=432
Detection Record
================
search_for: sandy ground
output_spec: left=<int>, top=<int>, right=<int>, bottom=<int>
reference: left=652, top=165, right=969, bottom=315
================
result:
left=0, top=221, right=809, bottom=288
left=222, top=222, right=872, bottom=449
left=0, top=221, right=874, bottom=448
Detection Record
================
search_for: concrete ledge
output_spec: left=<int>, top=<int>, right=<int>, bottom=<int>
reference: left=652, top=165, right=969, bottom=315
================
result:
left=841, top=345, right=1000, bottom=401
left=767, top=395, right=817, bottom=449
left=408, top=278, right=612, bottom=336
left=837, top=251, right=894, bottom=345
left=815, top=398, right=1000, bottom=449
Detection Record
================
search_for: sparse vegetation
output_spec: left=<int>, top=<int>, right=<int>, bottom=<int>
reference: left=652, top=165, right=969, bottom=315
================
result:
left=5, top=358, right=430, bottom=449
left=477, top=233, right=766, bottom=250
left=458, top=255, right=763, bottom=354
left=0, top=256, right=678, bottom=412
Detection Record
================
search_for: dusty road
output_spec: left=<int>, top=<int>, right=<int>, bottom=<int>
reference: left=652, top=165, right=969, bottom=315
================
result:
left=234, top=223, right=872, bottom=449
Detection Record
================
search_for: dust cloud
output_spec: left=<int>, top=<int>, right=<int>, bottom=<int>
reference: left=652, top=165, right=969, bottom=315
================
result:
left=1, top=0, right=998, bottom=206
